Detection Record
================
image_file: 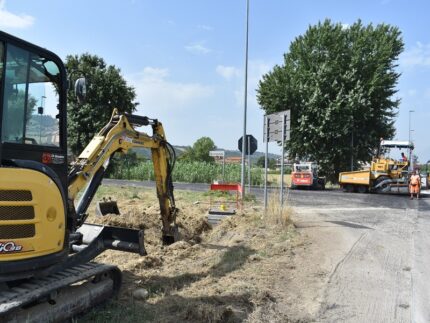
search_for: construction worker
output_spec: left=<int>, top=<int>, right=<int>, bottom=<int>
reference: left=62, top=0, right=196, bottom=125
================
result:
left=401, top=152, right=408, bottom=162
left=409, top=170, right=421, bottom=200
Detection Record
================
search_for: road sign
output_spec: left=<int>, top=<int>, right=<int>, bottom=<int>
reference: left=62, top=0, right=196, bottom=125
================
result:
left=209, top=150, right=226, bottom=182
left=263, top=110, right=291, bottom=210
left=263, top=110, right=291, bottom=142
left=238, top=135, right=257, bottom=155
left=209, top=150, right=225, bottom=157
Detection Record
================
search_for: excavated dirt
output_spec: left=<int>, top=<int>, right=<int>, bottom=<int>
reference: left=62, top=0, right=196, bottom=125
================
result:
left=79, top=186, right=309, bottom=323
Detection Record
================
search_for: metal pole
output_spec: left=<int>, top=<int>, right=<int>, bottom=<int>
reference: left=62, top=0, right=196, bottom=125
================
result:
left=264, top=116, right=269, bottom=210
left=280, top=114, right=285, bottom=207
left=39, top=114, right=42, bottom=143
left=222, top=154, right=225, bottom=183
left=408, top=110, right=412, bottom=142
left=240, top=0, right=250, bottom=199
left=248, top=136, right=251, bottom=192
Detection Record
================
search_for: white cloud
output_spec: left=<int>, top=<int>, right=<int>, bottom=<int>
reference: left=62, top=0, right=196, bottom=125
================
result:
left=127, top=67, right=214, bottom=112
left=216, top=65, right=240, bottom=80
left=400, top=42, right=430, bottom=69
left=197, top=24, right=214, bottom=31
left=0, top=0, right=34, bottom=29
left=140, top=67, right=169, bottom=80
left=185, top=42, right=211, bottom=55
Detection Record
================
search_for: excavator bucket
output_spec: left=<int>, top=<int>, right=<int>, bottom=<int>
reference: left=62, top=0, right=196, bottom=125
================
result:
left=96, top=198, right=120, bottom=216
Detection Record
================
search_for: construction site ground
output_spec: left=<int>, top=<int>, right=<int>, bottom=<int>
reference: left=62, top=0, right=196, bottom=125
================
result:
left=78, top=182, right=430, bottom=323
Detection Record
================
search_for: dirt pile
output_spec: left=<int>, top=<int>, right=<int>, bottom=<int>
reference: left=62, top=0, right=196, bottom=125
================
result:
left=81, top=186, right=304, bottom=323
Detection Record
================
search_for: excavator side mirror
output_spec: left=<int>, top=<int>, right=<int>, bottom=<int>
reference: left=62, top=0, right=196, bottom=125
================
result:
left=74, top=77, right=87, bottom=104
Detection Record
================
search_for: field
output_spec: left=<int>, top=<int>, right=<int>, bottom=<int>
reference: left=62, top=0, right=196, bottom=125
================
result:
left=77, top=185, right=305, bottom=323
left=108, top=160, right=288, bottom=186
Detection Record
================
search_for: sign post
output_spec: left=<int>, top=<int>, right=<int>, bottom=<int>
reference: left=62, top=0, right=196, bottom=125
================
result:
left=238, top=135, right=257, bottom=194
left=264, top=116, right=269, bottom=209
left=209, top=150, right=226, bottom=182
left=248, top=136, right=251, bottom=192
left=263, top=111, right=291, bottom=210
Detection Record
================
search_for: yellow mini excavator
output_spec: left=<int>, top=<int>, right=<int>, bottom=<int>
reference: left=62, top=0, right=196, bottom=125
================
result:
left=0, top=31, right=178, bottom=321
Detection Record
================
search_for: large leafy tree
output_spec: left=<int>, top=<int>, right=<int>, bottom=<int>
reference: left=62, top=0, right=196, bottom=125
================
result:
left=257, top=20, right=404, bottom=180
left=180, top=137, right=216, bottom=163
left=66, top=54, right=138, bottom=154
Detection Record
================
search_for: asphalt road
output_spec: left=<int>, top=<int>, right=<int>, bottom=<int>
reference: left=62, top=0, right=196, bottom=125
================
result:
left=102, top=179, right=430, bottom=322
left=290, top=189, right=430, bottom=323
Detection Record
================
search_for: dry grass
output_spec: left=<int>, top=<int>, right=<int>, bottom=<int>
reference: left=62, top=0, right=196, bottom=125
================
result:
left=263, top=192, right=293, bottom=227
left=77, top=185, right=300, bottom=323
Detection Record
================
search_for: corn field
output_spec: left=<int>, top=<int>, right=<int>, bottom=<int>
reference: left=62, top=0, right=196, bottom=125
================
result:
left=108, top=161, right=264, bottom=185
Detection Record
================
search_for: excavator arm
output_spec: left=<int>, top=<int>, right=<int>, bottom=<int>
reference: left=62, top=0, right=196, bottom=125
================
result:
left=68, top=109, right=178, bottom=243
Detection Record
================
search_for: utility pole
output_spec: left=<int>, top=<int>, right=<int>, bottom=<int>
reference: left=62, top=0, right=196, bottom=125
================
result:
left=248, top=136, right=251, bottom=192
left=408, top=110, right=414, bottom=143
left=240, top=0, right=250, bottom=199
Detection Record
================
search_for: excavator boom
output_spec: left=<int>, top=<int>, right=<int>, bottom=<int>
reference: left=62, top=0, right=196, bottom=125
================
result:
left=68, top=109, right=178, bottom=241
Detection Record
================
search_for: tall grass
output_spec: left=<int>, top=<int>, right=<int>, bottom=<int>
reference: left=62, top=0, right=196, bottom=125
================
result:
left=108, top=160, right=264, bottom=185
left=264, top=191, right=292, bottom=227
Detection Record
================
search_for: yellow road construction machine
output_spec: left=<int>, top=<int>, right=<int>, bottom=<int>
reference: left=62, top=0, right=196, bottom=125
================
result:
left=0, top=31, right=178, bottom=321
left=339, top=140, right=413, bottom=193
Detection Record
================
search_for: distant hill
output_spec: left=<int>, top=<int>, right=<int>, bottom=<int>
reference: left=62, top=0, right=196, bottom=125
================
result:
left=132, top=146, right=279, bottom=163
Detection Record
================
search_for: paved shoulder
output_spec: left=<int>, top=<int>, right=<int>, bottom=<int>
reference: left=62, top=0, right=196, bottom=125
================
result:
left=292, top=191, right=429, bottom=322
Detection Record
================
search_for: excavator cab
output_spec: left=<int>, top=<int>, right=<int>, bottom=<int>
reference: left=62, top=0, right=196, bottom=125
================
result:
left=0, top=33, right=68, bottom=182
left=0, top=31, right=70, bottom=273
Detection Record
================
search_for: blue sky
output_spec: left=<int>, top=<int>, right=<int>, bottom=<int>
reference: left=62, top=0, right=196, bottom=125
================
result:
left=1, top=0, right=429, bottom=161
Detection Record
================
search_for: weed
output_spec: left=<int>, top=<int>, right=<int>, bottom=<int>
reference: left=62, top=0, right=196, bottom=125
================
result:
left=264, top=192, right=292, bottom=227
left=130, top=189, right=141, bottom=199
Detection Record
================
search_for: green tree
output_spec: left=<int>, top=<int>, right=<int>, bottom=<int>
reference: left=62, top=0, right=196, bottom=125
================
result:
left=256, top=156, right=276, bottom=169
left=180, top=137, right=216, bottom=162
left=66, top=53, right=138, bottom=155
left=257, top=20, right=403, bottom=180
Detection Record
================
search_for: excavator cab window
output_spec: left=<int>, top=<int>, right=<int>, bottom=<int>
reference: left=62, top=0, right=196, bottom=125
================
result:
left=1, top=44, right=61, bottom=146
left=0, top=31, right=68, bottom=189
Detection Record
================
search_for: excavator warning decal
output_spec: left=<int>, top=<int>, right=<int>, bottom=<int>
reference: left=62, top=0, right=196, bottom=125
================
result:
left=0, top=241, right=23, bottom=253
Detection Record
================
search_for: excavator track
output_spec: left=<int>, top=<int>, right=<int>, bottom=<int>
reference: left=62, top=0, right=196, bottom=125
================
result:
left=0, top=262, right=122, bottom=323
